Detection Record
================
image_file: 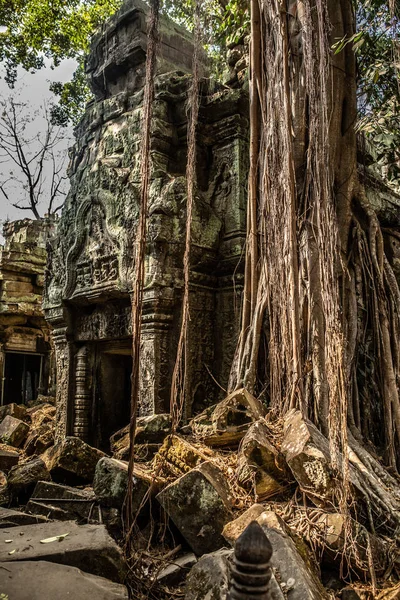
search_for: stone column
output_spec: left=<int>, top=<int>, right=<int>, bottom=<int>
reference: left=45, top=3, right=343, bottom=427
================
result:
left=73, top=346, right=91, bottom=441
left=0, top=342, right=5, bottom=406
left=46, top=306, right=74, bottom=443
left=139, top=287, right=174, bottom=416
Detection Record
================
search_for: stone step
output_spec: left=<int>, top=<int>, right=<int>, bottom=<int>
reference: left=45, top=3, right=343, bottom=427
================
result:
left=0, top=560, right=129, bottom=600
left=0, top=520, right=126, bottom=582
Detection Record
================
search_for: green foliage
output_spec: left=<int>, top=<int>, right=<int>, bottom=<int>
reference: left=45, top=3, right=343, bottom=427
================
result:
left=0, top=0, right=122, bottom=124
left=354, top=0, right=400, bottom=182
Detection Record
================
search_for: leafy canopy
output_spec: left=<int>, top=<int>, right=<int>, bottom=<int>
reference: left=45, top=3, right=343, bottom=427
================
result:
left=0, top=0, right=398, bottom=182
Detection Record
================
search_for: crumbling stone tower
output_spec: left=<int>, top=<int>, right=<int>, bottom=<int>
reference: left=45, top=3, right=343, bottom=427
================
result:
left=44, top=0, right=248, bottom=449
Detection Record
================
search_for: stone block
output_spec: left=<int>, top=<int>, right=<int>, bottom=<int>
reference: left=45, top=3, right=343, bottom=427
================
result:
left=93, top=457, right=161, bottom=511
left=3, top=279, right=34, bottom=294
left=281, top=409, right=336, bottom=505
left=0, top=561, right=129, bottom=600
left=8, top=457, right=51, bottom=499
left=156, top=434, right=207, bottom=478
left=156, top=461, right=233, bottom=555
left=110, top=413, right=172, bottom=457
left=157, top=552, right=197, bottom=586
left=0, top=520, right=126, bottom=582
left=222, top=503, right=265, bottom=544
left=24, top=422, right=55, bottom=456
left=28, top=403, right=56, bottom=428
left=0, top=415, right=29, bottom=447
left=0, top=506, right=48, bottom=527
left=26, top=480, right=96, bottom=522
left=184, top=549, right=232, bottom=600
left=42, top=436, right=105, bottom=484
left=0, top=403, right=29, bottom=423
left=188, top=388, right=266, bottom=447
left=0, top=445, right=19, bottom=472
left=236, top=419, right=289, bottom=500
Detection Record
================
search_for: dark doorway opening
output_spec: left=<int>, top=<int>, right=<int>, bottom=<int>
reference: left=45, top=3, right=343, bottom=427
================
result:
left=95, top=348, right=132, bottom=452
left=3, top=352, right=43, bottom=405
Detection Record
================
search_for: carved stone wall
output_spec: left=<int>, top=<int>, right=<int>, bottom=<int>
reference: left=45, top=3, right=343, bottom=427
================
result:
left=44, top=0, right=248, bottom=448
left=0, top=219, right=54, bottom=405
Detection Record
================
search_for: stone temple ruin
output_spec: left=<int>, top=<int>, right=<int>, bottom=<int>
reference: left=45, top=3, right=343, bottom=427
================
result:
left=0, top=219, right=54, bottom=406
left=43, top=0, right=248, bottom=449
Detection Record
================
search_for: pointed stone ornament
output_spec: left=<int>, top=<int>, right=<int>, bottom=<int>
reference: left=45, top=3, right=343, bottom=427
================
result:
left=229, top=520, right=273, bottom=599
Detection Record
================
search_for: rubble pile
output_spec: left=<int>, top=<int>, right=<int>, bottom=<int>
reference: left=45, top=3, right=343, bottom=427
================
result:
left=1, top=391, right=400, bottom=599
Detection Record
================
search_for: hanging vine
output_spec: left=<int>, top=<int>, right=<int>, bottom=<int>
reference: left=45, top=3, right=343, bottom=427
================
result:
left=170, top=0, right=202, bottom=430
left=124, top=0, right=160, bottom=554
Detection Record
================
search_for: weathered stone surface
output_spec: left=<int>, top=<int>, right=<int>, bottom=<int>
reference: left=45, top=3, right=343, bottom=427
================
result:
left=222, top=503, right=265, bottom=544
left=189, top=389, right=265, bottom=447
left=0, top=470, right=8, bottom=505
left=236, top=419, right=289, bottom=500
left=156, top=461, right=233, bottom=555
left=0, top=445, right=19, bottom=472
left=93, top=457, right=161, bottom=511
left=0, top=506, right=48, bottom=527
left=225, top=510, right=329, bottom=600
left=184, top=549, right=232, bottom=600
left=316, top=512, right=388, bottom=577
left=43, top=0, right=248, bottom=444
left=110, top=413, right=172, bottom=458
left=42, top=436, right=105, bottom=483
left=24, top=422, right=55, bottom=456
left=156, top=552, right=197, bottom=586
left=26, top=480, right=96, bottom=522
left=281, top=410, right=336, bottom=505
left=28, top=403, right=56, bottom=429
left=155, top=434, right=207, bottom=478
left=7, top=457, right=51, bottom=499
left=0, top=415, right=29, bottom=447
left=0, top=219, right=54, bottom=407
left=0, top=403, right=29, bottom=423
left=0, top=561, right=129, bottom=600
left=0, top=520, right=126, bottom=582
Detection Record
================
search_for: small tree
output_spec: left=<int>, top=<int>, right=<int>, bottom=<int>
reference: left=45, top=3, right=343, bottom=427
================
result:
left=0, top=97, right=69, bottom=219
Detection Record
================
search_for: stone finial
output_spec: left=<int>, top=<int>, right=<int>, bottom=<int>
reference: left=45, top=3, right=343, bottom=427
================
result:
left=229, top=520, right=273, bottom=599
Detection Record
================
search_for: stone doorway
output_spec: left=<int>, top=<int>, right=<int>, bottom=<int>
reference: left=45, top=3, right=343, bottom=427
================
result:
left=2, top=351, right=43, bottom=405
left=94, top=344, right=132, bottom=451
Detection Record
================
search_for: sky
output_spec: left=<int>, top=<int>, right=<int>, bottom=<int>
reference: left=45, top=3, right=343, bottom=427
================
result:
left=0, top=59, right=77, bottom=233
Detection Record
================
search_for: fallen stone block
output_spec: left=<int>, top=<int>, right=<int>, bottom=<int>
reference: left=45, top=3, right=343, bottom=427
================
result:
left=93, top=457, right=162, bottom=512
left=185, top=548, right=232, bottom=600
left=222, top=503, right=265, bottom=544
left=0, top=520, right=126, bottom=582
left=24, top=422, right=55, bottom=456
left=156, top=461, right=233, bottom=555
left=281, top=410, right=366, bottom=508
left=0, top=403, right=29, bottom=424
left=26, top=480, right=96, bottom=522
left=281, top=410, right=336, bottom=505
left=188, top=388, right=266, bottom=447
left=224, top=509, right=329, bottom=600
left=0, top=470, right=8, bottom=506
left=110, top=414, right=172, bottom=457
left=28, top=403, right=56, bottom=429
left=0, top=415, right=29, bottom=447
left=236, top=420, right=290, bottom=500
left=316, top=512, right=388, bottom=578
left=0, top=445, right=19, bottom=472
left=8, top=457, right=51, bottom=500
left=155, top=434, right=208, bottom=478
left=156, top=552, right=197, bottom=586
left=42, top=436, right=105, bottom=484
left=0, top=506, right=48, bottom=527
left=0, top=560, right=129, bottom=600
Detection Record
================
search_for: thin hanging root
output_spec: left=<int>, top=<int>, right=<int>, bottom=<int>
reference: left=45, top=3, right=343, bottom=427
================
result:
left=170, top=0, right=202, bottom=429
left=124, top=0, right=160, bottom=554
